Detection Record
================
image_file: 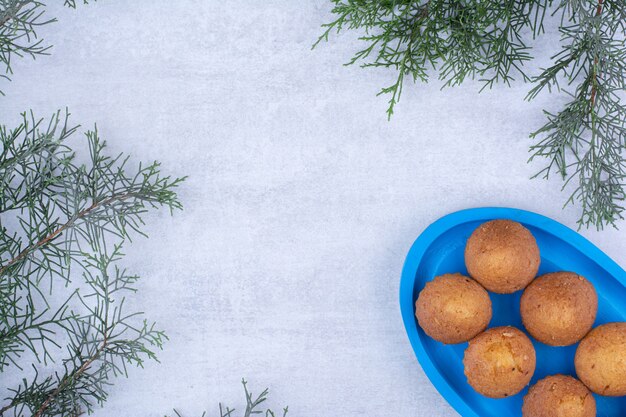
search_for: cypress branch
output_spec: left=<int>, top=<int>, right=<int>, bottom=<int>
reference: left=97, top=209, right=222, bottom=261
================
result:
left=316, top=0, right=626, bottom=229
left=0, top=111, right=184, bottom=416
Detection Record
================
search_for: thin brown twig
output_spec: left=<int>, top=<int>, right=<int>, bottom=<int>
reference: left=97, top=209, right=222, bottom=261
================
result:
left=0, top=0, right=30, bottom=27
left=589, top=0, right=605, bottom=109
left=0, top=402, right=12, bottom=415
left=0, top=193, right=135, bottom=278
left=32, top=335, right=108, bottom=417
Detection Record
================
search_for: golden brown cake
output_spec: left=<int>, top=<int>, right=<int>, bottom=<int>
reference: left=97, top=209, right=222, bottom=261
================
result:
left=521, top=272, right=597, bottom=346
left=522, top=374, right=596, bottom=417
left=463, top=326, right=536, bottom=398
left=415, top=273, right=492, bottom=344
left=575, top=322, right=626, bottom=396
left=465, top=219, right=540, bottom=294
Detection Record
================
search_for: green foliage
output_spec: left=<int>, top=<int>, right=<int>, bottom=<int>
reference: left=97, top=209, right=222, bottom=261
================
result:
left=168, top=379, right=288, bottom=417
left=0, top=110, right=185, bottom=416
left=314, top=0, right=547, bottom=118
left=315, top=0, right=626, bottom=230
left=0, top=0, right=90, bottom=93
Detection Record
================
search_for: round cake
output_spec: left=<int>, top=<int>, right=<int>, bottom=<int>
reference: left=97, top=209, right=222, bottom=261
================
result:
left=463, top=326, right=536, bottom=398
left=465, top=219, right=540, bottom=294
left=415, top=273, right=492, bottom=344
left=520, top=272, right=597, bottom=346
left=575, top=322, right=626, bottom=396
left=522, top=374, right=596, bottom=417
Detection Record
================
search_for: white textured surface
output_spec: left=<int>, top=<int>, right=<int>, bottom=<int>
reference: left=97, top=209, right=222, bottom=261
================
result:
left=2, top=2, right=626, bottom=417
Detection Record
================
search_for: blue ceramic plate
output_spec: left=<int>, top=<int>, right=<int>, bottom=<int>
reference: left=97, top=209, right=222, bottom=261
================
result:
left=400, top=207, right=626, bottom=417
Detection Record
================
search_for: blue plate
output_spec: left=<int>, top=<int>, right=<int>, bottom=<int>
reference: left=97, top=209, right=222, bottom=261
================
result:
left=400, top=207, right=626, bottom=417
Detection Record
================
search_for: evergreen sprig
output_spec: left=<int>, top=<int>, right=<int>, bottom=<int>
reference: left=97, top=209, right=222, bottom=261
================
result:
left=0, top=110, right=185, bottom=417
left=315, top=0, right=626, bottom=229
left=528, top=0, right=626, bottom=229
left=169, top=379, right=289, bottom=417
left=0, top=0, right=90, bottom=93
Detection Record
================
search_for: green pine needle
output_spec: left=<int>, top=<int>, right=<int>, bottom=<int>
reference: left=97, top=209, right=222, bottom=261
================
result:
left=315, top=0, right=626, bottom=230
left=0, top=110, right=185, bottom=417
left=169, top=379, right=288, bottom=417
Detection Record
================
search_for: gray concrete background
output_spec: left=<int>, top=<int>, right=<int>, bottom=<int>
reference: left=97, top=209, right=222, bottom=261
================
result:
left=1, top=2, right=625, bottom=416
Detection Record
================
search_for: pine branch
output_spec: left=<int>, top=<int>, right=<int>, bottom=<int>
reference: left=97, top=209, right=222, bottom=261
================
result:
left=0, top=111, right=184, bottom=417
left=0, top=191, right=141, bottom=278
left=169, top=380, right=288, bottom=417
left=589, top=0, right=605, bottom=109
left=30, top=336, right=108, bottom=417
left=0, top=0, right=93, bottom=93
left=316, top=0, right=626, bottom=229
left=529, top=0, right=626, bottom=229
left=0, top=289, right=77, bottom=370
left=314, top=1, right=548, bottom=118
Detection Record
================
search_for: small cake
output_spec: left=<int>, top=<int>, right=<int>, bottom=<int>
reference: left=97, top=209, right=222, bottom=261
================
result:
left=520, top=272, right=597, bottom=346
left=575, top=322, right=626, bottom=396
left=522, top=375, right=596, bottom=417
left=415, top=273, right=492, bottom=344
left=465, top=220, right=540, bottom=294
left=463, top=326, right=536, bottom=398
